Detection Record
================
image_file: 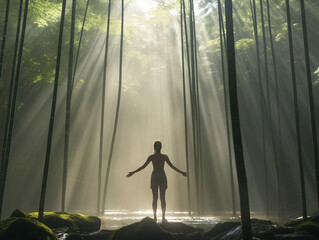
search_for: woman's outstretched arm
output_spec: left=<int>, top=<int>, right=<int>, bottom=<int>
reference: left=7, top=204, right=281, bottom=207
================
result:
left=126, top=157, right=151, bottom=177
left=165, top=156, right=187, bottom=177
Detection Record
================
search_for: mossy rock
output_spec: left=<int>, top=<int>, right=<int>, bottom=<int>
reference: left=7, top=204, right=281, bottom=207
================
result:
left=10, top=209, right=26, bottom=218
left=0, top=217, right=55, bottom=240
left=109, top=217, right=176, bottom=240
left=295, top=221, right=319, bottom=238
left=27, top=212, right=100, bottom=233
left=285, top=217, right=310, bottom=227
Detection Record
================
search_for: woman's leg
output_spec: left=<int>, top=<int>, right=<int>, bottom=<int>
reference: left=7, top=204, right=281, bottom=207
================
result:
left=160, top=185, right=167, bottom=223
left=152, top=186, right=158, bottom=221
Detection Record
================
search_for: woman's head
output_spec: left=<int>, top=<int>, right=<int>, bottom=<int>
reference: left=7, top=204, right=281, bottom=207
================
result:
left=154, top=141, right=162, bottom=153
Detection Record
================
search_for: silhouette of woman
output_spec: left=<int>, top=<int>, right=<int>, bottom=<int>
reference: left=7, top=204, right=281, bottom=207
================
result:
left=126, top=141, right=187, bottom=223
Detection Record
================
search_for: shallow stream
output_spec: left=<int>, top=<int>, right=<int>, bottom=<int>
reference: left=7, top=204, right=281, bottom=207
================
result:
left=100, top=210, right=238, bottom=232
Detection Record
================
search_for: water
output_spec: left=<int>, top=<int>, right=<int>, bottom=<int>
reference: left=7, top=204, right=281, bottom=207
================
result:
left=100, top=210, right=238, bottom=232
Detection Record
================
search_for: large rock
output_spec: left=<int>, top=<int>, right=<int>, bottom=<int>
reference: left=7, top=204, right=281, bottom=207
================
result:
left=28, top=212, right=101, bottom=233
left=0, top=217, right=56, bottom=240
left=285, top=216, right=311, bottom=227
left=69, top=220, right=204, bottom=240
left=109, top=217, right=176, bottom=240
left=159, top=222, right=204, bottom=240
left=204, top=221, right=241, bottom=239
left=159, top=222, right=202, bottom=234
left=309, top=215, right=319, bottom=224
left=10, top=209, right=27, bottom=218
left=295, top=221, right=319, bottom=239
left=204, top=219, right=295, bottom=240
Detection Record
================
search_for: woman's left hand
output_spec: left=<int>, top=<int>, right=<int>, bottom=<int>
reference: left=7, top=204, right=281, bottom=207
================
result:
left=126, top=172, right=134, bottom=178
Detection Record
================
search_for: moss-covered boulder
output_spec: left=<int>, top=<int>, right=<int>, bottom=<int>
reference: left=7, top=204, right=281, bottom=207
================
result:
left=27, top=212, right=101, bottom=233
left=295, top=221, right=319, bottom=239
left=0, top=217, right=55, bottom=240
left=109, top=217, right=176, bottom=240
left=10, top=209, right=27, bottom=218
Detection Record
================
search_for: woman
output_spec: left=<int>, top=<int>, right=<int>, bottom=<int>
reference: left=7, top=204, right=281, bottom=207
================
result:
left=126, top=141, right=187, bottom=223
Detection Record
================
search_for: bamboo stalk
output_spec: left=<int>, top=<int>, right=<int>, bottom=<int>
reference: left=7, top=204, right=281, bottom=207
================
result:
left=0, top=0, right=23, bottom=219
left=102, top=0, right=124, bottom=213
left=250, top=0, right=268, bottom=217
left=62, top=0, right=76, bottom=212
left=182, top=0, right=199, bottom=214
left=285, top=0, right=307, bottom=221
left=300, top=0, right=319, bottom=213
left=0, top=0, right=10, bottom=81
left=225, top=0, right=252, bottom=238
left=266, top=0, right=284, bottom=218
left=71, top=0, right=90, bottom=92
left=187, top=0, right=200, bottom=214
left=98, top=0, right=112, bottom=215
left=191, top=6, right=204, bottom=214
left=180, top=0, right=192, bottom=217
left=217, top=0, right=236, bottom=217
left=39, top=0, right=67, bottom=222
left=260, top=0, right=281, bottom=218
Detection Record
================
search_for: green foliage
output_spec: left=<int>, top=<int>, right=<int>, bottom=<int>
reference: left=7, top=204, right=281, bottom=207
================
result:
left=199, top=38, right=220, bottom=55
left=0, top=0, right=318, bottom=109
left=29, top=0, right=61, bottom=28
left=275, top=23, right=287, bottom=42
left=235, top=38, right=254, bottom=53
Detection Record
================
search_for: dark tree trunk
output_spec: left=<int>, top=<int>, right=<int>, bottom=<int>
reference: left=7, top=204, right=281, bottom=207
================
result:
left=98, top=0, right=111, bottom=215
left=39, top=0, right=67, bottom=222
left=102, top=0, right=124, bottom=212
left=217, top=0, right=236, bottom=217
left=0, top=0, right=10, bottom=81
left=0, top=0, right=24, bottom=219
left=285, top=0, right=307, bottom=221
left=225, top=0, right=252, bottom=239
left=300, top=0, right=319, bottom=213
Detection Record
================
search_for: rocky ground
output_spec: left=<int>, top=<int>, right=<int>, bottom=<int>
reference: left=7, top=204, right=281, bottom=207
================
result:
left=1, top=209, right=319, bottom=240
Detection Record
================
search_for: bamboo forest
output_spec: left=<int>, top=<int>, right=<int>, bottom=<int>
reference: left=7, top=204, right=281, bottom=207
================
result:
left=0, top=0, right=319, bottom=240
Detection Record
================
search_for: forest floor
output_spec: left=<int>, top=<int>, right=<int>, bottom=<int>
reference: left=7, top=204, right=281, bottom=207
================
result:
left=1, top=209, right=319, bottom=240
